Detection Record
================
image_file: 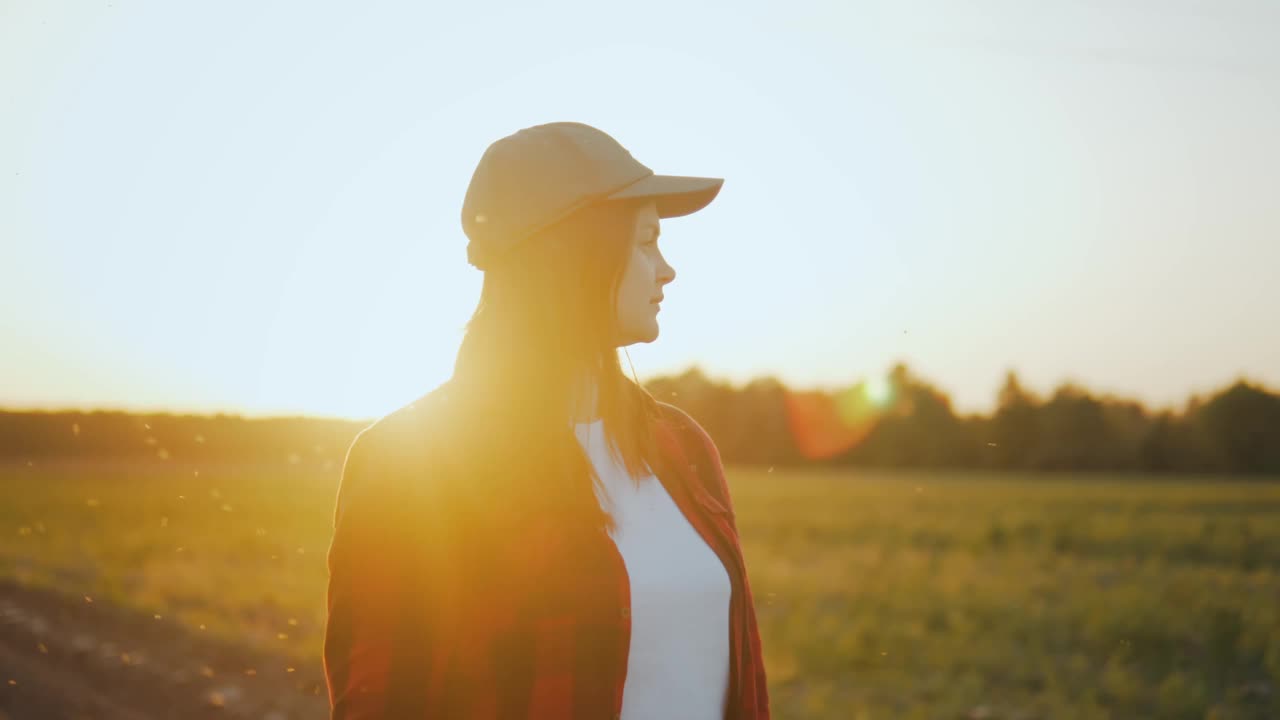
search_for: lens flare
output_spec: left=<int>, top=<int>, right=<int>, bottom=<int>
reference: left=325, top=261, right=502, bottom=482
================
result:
left=783, top=375, right=896, bottom=460
left=865, top=376, right=893, bottom=406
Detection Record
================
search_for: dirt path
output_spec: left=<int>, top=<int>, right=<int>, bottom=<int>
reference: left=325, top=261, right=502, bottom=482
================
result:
left=0, top=581, right=329, bottom=720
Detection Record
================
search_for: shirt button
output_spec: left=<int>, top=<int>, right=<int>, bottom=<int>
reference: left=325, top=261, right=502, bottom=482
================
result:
left=620, top=606, right=630, bottom=619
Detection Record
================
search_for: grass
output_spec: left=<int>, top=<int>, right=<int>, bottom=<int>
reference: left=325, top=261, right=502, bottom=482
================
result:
left=2, top=459, right=1278, bottom=719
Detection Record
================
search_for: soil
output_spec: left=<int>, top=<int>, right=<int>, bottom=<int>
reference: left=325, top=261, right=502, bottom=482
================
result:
left=0, top=580, right=329, bottom=720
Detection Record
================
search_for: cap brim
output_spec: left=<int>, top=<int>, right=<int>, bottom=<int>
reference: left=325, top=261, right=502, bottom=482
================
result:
left=605, top=174, right=724, bottom=218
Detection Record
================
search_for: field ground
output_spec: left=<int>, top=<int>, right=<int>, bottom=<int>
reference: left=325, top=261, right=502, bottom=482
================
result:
left=1, top=460, right=1278, bottom=719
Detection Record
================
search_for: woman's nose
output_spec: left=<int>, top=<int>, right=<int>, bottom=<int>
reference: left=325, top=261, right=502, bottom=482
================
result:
left=658, top=259, right=676, bottom=285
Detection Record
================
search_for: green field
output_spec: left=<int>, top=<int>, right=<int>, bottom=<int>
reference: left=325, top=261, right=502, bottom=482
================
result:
left=2, top=461, right=1278, bottom=719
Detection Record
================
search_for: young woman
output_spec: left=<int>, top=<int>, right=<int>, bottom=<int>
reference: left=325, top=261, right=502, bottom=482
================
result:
left=323, top=122, right=771, bottom=719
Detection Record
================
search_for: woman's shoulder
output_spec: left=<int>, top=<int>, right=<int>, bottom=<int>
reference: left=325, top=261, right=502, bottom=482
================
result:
left=651, top=400, right=734, bottom=508
left=341, top=382, right=461, bottom=502
left=652, top=400, right=717, bottom=450
left=356, top=381, right=453, bottom=444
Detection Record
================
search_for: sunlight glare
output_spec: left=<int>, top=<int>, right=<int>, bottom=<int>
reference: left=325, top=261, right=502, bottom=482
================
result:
left=865, top=375, right=893, bottom=406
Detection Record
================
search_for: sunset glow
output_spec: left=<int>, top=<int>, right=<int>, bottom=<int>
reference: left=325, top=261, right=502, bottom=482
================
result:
left=2, top=2, right=1277, bottom=419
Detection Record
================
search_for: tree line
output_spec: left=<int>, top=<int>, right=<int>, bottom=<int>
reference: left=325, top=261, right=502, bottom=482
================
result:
left=3, top=363, right=1278, bottom=474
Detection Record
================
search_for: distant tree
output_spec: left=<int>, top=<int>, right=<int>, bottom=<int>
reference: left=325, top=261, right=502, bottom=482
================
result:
left=845, top=363, right=975, bottom=468
left=1139, top=411, right=1177, bottom=471
left=724, top=376, right=798, bottom=465
left=1192, top=380, right=1280, bottom=474
left=990, top=370, right=1041, bottom=469
left=1033, top=383, right=1113, bottom=470
left=1100, top=398, right=1150, bottom=471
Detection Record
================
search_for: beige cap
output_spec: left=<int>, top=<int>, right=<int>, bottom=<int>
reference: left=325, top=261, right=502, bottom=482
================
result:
left=461, top=121, right=724, bottom=271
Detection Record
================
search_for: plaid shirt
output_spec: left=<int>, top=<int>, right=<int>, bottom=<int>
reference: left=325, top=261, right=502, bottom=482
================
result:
left=323, top=385, right=771, bottom=719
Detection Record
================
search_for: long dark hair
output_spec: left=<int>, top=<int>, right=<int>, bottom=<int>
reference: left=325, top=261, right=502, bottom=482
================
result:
left=444, top=196, right=662, bottom=539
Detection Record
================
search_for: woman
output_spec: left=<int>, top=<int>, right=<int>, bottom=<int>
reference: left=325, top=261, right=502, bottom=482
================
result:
left=323, top=121, right=770, bottom=719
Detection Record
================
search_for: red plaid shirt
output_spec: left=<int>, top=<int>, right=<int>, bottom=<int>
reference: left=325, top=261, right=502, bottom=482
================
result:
left=323, top=384, right=771, bottom=719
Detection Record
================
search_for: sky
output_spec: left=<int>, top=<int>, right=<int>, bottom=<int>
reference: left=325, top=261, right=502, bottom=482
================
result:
left=2, top=0, right=1278, bottom=421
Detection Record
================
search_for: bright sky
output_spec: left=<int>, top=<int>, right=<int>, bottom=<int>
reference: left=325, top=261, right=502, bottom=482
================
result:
left=3, top=0, right=1277, bottom=421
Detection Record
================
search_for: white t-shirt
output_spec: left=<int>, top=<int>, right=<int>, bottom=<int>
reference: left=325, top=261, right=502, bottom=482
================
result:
left=572, top=417, right=731, bottom=720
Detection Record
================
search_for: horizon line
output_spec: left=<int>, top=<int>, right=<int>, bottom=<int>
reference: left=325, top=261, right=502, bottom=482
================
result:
left=2, top=365, right=1272, bottom=423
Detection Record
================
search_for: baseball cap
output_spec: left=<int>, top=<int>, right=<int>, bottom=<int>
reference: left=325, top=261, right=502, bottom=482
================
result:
left=461, top=121, right=724, bottom=271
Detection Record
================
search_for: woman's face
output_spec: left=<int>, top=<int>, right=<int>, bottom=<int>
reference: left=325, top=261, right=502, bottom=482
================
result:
left=614, top=200, right=675, bottom=347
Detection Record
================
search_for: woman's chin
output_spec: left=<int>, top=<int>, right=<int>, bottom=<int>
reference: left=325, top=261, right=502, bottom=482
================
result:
left=617, top=322, right=660, bottom=347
